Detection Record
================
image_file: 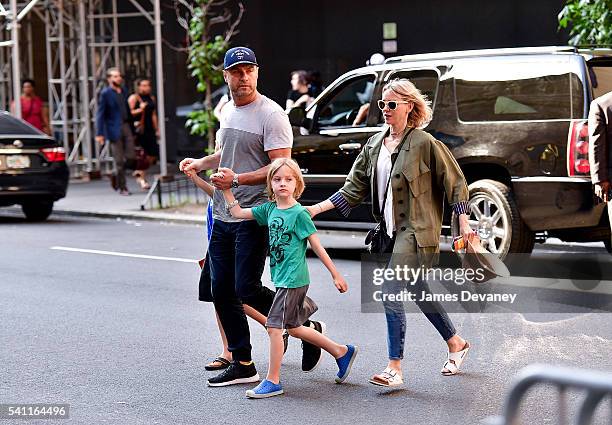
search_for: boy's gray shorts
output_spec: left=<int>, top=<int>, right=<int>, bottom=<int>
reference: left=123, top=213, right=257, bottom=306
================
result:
left=266, top=285, right=318, bottom=329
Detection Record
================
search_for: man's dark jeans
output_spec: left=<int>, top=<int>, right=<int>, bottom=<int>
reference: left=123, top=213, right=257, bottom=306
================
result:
left=208, top=219, right=275, bottom=362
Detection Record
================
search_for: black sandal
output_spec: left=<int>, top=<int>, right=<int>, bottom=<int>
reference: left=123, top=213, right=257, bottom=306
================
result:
left=205, top=356, right=231, bottom=371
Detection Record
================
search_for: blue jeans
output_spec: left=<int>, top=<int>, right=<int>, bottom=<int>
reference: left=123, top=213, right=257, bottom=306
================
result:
left=382, top=277, right=456, bottom=360
left=208, top=219, right=275, bottom=362
left=382, top=237, right=456, bottom=360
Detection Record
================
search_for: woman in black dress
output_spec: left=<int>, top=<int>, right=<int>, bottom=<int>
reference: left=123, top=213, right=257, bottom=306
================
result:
left=129, top=79, right=159, bottom=190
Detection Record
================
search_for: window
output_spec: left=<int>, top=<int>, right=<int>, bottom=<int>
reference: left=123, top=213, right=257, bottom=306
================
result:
left=454, top=62, right=583, bottom=122
left=316, top=75, right=376, bottom=128
left=589, top=62, right=612, bottom=99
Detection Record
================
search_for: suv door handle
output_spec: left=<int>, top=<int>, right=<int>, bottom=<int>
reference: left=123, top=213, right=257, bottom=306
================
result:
left=339, top=142, right=362, bottom=151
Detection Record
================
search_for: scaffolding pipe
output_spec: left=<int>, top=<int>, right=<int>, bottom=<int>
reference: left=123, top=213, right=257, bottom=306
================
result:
left=17, top=0, right=39, bottom=22
left=78, top=0, right=92, bottom=172
left=153, top=0, right=167, bottom=177
left=10, top=0, right=21, bottom=118
left=111, top=0, right=118, bottom=66
left=58, top=4, right=69, bottom=151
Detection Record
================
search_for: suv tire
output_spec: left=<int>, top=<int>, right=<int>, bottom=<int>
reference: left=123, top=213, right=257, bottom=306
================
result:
left=22, top=201, right=54, bottom=222
left=455, top=179, right=535, bottom=259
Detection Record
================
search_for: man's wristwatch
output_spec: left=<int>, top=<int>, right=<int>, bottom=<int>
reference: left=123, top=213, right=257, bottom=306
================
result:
left=231, top=174, right=240, bottom=188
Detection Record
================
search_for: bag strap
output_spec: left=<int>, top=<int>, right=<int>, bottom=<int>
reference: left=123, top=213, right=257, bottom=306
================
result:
left=379, top=127, right=414, bottom=218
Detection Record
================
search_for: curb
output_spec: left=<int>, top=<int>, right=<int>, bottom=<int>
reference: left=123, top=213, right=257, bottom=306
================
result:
left=50, top=208, right=205, bottom=225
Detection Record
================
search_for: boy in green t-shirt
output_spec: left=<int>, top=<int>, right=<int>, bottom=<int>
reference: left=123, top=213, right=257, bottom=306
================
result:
left=219, top=158, right=358, bottom=399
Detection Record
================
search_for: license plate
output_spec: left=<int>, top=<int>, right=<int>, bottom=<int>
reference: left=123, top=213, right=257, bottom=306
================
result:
left=6, top=155, right=30, bottom=169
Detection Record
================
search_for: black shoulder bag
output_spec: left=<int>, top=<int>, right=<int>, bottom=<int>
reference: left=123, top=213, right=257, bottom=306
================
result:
left=365, top=128, right=413, bottom=253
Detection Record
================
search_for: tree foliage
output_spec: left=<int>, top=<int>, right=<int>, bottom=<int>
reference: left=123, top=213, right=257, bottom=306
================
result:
left=558, top=0, right=612, bottom=46
left=174, top=0, right=244, bottom=148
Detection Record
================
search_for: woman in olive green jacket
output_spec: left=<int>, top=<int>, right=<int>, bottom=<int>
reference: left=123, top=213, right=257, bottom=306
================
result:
left=309, top=79, right=473, bottom=387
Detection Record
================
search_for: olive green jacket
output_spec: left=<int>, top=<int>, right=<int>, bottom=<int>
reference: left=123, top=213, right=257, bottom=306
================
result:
left=338, top=127, right=469, bottom=256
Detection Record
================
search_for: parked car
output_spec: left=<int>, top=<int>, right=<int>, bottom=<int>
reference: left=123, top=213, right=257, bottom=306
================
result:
left=288, top=46, right=612, bottom=258
left=0, top=111, right=69, bottom=221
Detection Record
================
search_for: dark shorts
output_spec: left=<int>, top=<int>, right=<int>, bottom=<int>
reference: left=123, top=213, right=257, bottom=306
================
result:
left=198, top=254, right=213, bottom=302
left=266, top=285, right=318, bottom=329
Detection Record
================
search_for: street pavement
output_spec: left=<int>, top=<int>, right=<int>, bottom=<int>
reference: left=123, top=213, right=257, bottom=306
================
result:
left=2, top=212, right=612, bottom=425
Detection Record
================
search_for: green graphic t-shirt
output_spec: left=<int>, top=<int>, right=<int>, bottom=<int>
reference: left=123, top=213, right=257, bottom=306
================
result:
left=251, top=202, right=317, bottom=288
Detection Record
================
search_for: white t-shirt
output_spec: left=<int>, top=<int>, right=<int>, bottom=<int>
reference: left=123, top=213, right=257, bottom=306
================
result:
left=377, top=143, right=395, bottom=237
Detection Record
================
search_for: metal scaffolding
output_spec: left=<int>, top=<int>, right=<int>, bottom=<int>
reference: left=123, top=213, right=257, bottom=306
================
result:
left=0, top=0, right=168, bottom=177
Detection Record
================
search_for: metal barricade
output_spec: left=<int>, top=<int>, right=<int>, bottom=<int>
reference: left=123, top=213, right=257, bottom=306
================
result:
left=140, top=174, right=208, bottom=210
left=485, top=364, right=612, bottom=425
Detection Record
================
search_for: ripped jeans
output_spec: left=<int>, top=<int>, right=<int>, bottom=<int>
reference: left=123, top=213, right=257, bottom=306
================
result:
left=382, top=237, right=456, bottom=360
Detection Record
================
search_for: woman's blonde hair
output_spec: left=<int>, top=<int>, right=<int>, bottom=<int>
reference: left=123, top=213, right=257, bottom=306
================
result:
left=382, top=78, right=433, bottom=128
left=266, top=158, right=305, bottom=200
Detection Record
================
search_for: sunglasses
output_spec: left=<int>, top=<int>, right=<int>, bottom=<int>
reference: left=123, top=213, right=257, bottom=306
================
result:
left=377, top=100, right=411, bottom=111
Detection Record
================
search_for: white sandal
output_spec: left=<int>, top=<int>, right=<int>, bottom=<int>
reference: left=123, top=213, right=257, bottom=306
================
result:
left=369, top=367, right=404, bottom=387
left=441, top=341, right=470, bottom=376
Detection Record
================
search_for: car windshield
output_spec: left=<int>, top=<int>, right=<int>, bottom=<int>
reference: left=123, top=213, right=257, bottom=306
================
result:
left=0, top=112, right=45, bottom=136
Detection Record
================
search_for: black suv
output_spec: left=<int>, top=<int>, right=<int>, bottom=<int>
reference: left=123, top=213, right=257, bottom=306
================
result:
left=289, top=46, right=612, bottom=258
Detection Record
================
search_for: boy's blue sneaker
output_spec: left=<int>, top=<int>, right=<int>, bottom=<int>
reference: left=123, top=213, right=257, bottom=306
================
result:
left=245, top=379, right=284, bottom=399
left=335, top=345, right=358, bottom=383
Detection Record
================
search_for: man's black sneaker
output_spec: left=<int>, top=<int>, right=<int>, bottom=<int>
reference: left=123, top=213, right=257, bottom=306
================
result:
left=302, top=321, right=326, bottom=372
left=207, top=361, right=260, bottom=387
left=283, top=330, right=289, bottom=354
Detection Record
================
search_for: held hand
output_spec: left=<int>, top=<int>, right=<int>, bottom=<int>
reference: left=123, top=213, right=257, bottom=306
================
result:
left=179, top=158, right=201, bottom=177
left=95, top=135, right=105, bottom=145
left=595, top=181, right=611, bottom=202
left=139, top=102, right=147, bottom=110
left=333, top=275, right=348, bottom=293
left=212, top=167, right=235, bottom=190
left=458, top=213, right=474, bottom=243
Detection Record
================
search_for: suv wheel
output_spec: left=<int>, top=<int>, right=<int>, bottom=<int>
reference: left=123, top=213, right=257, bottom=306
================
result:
left=21, top=201, right=54, bottom=222
left=453, top=179, right=535, bottom=259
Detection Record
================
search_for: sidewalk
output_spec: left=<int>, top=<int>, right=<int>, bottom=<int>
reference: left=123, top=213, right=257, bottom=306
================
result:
left=53, top=174, right=207, bottom=224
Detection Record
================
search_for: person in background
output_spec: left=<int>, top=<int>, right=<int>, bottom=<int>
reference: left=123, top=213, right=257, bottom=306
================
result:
left=307, top=70, right=324, bottom=99
left=352, top=53, right=386, bottom=126
left=95, top=67, right=136, bottom=195
left=286, top=70, right=312, bottom=112
left=10, top=79, right=51, bottom=135
left=128, top=79, right=159, bottom=191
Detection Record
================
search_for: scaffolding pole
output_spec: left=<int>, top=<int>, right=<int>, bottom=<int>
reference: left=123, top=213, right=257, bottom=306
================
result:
left=2, top=0, right=168, bottom=179
left=10, top=0, right=20, bottom=118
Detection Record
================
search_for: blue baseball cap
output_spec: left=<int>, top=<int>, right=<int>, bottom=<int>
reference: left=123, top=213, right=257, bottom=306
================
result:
left=223, top=47, right=258, bottom=70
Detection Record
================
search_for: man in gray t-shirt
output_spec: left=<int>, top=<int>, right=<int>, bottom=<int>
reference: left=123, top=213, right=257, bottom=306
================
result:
left=180, top=47, right=325, bottom=387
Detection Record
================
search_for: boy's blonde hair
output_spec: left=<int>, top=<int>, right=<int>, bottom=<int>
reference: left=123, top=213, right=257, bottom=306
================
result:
left=266, top=158, right=305, bottom=200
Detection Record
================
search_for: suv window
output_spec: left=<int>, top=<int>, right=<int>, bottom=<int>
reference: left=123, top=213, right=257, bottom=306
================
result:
left=455, top=62, right=584, bottom=121
left=377, top=69, right=439, bottom=125
left=316, top=75, right=376, bottom=128
left=589, top=62, right=612, bottom=98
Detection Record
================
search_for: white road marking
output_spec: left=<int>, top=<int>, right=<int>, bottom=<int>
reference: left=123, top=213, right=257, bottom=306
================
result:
left=50, top=246, right=198, bottom=264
